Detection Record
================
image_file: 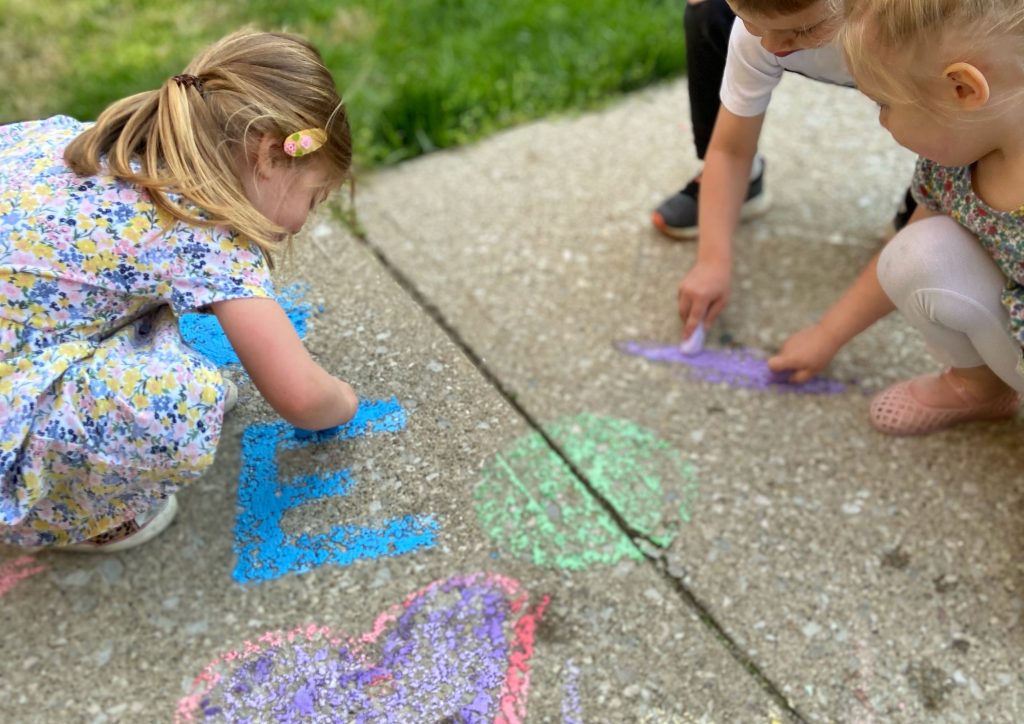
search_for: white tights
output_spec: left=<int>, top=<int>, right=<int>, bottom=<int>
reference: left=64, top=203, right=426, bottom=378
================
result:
left=877, top=215, right=1024, bottom=393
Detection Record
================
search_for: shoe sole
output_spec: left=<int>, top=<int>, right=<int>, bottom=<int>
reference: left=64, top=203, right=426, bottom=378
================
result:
left=62, top=496, right=179, bottom=553
left=651, top=192, right=773, bottom=241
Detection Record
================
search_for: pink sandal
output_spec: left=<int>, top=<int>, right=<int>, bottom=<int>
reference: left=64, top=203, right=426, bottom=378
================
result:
left=869, top=370, right=1021, bottom=436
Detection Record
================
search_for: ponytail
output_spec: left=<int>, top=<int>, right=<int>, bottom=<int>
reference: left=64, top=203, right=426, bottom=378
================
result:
left=64, top=30, right=353, bottom=265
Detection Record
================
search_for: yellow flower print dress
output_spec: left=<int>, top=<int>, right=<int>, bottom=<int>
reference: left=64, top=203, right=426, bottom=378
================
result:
left=0, top=116, right=274, bottom=547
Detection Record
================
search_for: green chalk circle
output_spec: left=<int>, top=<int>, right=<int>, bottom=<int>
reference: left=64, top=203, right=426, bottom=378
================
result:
left=474, top=413, right=698, bottom=570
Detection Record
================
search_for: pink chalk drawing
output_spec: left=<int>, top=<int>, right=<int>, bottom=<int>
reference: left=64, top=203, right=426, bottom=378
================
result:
left=617, top=340, right=857, bottom=394
left=176, top=573, right=550, bottom=723
left=851, top=634, right=879, bottom=723
left=0, top=556, right=45, bottom=598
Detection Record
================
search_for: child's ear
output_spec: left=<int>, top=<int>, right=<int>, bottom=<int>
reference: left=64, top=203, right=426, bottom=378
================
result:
left=942, top=62, right=990, bottom=110
left=252, top=134, right=281, bottom=179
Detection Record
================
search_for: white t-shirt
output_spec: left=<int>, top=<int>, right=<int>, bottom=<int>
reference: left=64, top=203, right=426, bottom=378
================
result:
left=720, top=19, right=855, bottom=118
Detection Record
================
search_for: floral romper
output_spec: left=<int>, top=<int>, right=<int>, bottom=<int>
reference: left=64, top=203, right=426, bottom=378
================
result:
left=912, top=157, right=1024, bottom=375
left=0, top=116, right=274, bottom=547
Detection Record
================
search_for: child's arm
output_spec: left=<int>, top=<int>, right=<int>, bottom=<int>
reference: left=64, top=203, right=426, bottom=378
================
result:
left=766, top=252, right=893, bottom=383
left=677, top=106, right=765, bottom=337
left=767, top=204, right=941, bottom=382
left=212, top=297, right=358, bottom=429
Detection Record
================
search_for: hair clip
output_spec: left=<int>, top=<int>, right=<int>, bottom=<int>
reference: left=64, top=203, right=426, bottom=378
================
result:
left=172, top=74, right=204, bottom=93
left=283, top=128, right=326, bottom=158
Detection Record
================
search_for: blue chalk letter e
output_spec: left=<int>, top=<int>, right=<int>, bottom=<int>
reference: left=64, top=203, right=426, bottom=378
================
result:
left=232, top=398, right=438, bottom=583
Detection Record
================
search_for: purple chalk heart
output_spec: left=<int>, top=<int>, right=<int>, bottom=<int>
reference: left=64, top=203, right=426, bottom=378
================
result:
left=176, top=573, right=549, bottom=723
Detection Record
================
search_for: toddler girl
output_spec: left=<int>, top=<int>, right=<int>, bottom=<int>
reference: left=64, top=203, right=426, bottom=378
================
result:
left=0, top=30, right=359, bottom=551
left=768, top=0, right=1024, bottom=435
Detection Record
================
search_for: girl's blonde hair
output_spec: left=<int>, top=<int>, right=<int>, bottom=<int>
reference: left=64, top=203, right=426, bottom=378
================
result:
left=840, top=0, right=1024, bottom=108
left=64, top=29, right=351, bottom=264
left=732, top=0, right=824, bottom=16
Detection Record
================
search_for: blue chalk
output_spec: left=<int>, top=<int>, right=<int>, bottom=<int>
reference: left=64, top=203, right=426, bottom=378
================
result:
left=180, top=282, right=315, bottom=368
left=233, top=397, right=436, bottom=583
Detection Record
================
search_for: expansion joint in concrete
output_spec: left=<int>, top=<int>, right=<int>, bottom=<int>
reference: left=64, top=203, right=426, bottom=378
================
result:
left=350, top=218, right=807, bottom=723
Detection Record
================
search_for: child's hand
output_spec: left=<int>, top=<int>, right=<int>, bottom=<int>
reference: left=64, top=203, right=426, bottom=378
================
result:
left=213, top=298, right=359, bottom=430
left=767, top=323, right=842, bottom=384
left=677, top=260, right=730, bottom=339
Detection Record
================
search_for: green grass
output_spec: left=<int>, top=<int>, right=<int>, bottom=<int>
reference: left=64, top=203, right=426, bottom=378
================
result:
left=0, top=0, right=684, bottom=167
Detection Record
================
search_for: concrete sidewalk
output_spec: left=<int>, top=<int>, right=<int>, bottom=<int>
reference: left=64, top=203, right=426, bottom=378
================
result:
left=2, top=75, right=1022, bottom=723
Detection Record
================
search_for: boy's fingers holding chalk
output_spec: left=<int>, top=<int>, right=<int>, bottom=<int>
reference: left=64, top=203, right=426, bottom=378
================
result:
left=684, top=302, right=708, bottom=338
left=683, top=290, right=728, bottom=338
left=677, top=291, right=692, bottom=326
left=705, top=296, right=727, bottom=327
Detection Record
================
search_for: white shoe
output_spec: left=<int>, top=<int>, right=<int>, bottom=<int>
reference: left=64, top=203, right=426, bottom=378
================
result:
left=63, top=496, right=178, bottom=553
left=223, top=379, right=239, bottom=413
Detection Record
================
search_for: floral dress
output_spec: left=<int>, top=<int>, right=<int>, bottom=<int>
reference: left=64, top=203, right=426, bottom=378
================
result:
left=912, top=157, right=1024, bottom=375
left=0, top=116, right=274, bottom=547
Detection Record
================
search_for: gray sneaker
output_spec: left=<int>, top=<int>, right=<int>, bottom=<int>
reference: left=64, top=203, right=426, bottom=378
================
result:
left=652, top=164, right=771, bottom=240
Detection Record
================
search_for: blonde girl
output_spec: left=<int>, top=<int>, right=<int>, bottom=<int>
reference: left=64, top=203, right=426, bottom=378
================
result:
left=768, top=0, right=1024, bottom=435
left=0, top=30, right=359, bottom=551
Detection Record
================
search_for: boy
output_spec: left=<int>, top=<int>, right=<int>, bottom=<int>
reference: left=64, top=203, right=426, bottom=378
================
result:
left=658, top=0, right=915, bottom=339
left=652, top=0, right=769, bottom=242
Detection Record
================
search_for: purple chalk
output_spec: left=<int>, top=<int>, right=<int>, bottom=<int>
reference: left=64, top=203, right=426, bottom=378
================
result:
left=189, top=576, right=536, bottom=720
left=617, top=340, right=851, bottom=395
left=679, top=322, right=705, bottom=356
